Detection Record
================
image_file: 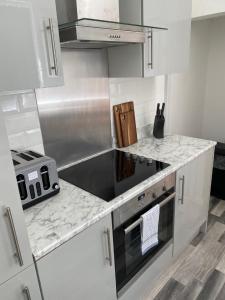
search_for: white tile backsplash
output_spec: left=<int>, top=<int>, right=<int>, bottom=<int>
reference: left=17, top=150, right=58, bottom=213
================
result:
left=0, top=92, right=44, bottom=154
left=109, top=76, right=165, bottom=145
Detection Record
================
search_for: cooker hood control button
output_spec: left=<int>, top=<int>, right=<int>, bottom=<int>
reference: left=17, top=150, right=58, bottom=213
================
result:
left=125, top=152, right=131, bottom=159
left=132, top=154, right=137, bottom=160
left=139, top=156, right=145, bottom=163
left=147, top=159, right=153, bottom=165
left=162, top=186, right=167, bottom=192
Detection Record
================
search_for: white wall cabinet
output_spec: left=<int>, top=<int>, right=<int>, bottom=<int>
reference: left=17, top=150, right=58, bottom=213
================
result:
left=0, top=112, right=34, bottom=285
left=31, top=0, right=64, bottom=88
left=0, top=0, right=63, bottom=93
left=37, top=214, right=117, bottom=300
left=108, top=0, right=191, bottom=77
left=0, top=265, right=42, bottom=300
left=0, top=0, right=40, bottom=92
left=173, top=148, right=214, bottom=257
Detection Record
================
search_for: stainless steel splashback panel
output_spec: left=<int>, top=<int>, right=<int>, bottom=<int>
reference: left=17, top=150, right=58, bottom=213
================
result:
left=36, top=49, right=112, bottom=169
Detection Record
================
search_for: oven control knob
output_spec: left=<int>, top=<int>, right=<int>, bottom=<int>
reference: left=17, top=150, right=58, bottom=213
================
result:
left=162, top=186, right=167, bottom=192
left=152, top=193, right=157, bottom=199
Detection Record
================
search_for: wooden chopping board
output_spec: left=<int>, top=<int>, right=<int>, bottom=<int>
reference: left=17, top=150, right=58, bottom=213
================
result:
left=113, top=101, right=137, bottom=148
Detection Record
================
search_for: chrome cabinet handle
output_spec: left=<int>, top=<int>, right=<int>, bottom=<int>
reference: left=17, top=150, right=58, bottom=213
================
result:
left=46, top=18, right=58, bottom=76
left=124, top=192, right=176, bottom=235
left=179, top=176, right=185, bottom=205
left=4, top=207, right=24, bottom=267
left=23, top=287, right=31, bottom=300
left=104, top=229, right=113, bottom=267
left=147, top=30, right=153, bottom=69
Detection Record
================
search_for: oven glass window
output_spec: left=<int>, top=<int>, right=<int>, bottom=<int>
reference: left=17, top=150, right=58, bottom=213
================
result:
left=114, top=196, right=174, bottom=292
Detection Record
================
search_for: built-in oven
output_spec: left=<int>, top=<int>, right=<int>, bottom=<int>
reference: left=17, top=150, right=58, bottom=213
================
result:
left=112, top=173, right=176, bottom=293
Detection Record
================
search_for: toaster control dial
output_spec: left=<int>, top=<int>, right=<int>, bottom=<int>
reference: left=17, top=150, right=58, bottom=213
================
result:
left=52, top=183, right=59, bottom=190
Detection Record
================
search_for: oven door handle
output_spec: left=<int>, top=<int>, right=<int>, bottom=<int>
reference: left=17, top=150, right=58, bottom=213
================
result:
left=124, top=192, right=176, bottom=235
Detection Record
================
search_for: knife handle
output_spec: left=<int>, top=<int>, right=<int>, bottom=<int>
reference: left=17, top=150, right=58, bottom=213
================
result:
left=156, top=103, right=160, bottom=115
left=161, top=103, right=165, bottom=116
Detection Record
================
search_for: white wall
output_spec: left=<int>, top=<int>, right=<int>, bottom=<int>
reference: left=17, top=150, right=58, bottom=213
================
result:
left=0, top=91, right=44, bottom=153
left=167, top=16, right=225, bottom=142
left=201, top=17, right=225, bottom=142
left=109, top=77, right=166, bottom=145
left=167, top=19, right=211, bottom=138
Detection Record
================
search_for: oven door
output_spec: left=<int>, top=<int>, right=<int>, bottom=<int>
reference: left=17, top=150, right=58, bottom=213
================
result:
left=113, top=190, right=175, bottom=292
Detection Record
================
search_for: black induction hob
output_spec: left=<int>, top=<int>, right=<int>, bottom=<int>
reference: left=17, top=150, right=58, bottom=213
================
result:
left=59, top=150, right=169, bottom=202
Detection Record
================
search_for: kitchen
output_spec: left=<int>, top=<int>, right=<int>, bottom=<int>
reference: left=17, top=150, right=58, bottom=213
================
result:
left=0, top=0, right=225, bottom=299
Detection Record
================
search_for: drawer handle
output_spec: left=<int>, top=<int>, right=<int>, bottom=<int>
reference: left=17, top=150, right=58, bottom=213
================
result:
left=148, top=29, right=153, bottom=69
left=179, top=176, right=185, bottom=205
left=23, top=287, right=31, bottom=300
left=5, top=207, right=24, bottom=267
left=104, top=229, right=113, bottom=267
left=46, top=18, right=58, bottom=76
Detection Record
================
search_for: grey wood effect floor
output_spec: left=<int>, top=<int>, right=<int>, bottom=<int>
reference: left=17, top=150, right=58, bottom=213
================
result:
left=143, top=198, right=225, bottom=300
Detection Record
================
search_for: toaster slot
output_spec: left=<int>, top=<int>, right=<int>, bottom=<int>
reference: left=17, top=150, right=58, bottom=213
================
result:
left=16, top=174, right=27, bottom=200
left=36, top=182, right=42, bottom=196
left=13, top=159, right=20, bottom=166
left=29, top=184, right=35, bottom=199
left=26, top=150, right=43, bottom=159
left=41, top=166, right=50, bottom=190
left=17, top=153, right=33, bottom=161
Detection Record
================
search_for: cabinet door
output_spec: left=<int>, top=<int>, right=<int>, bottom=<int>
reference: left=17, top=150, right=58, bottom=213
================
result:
left=0, top=0, right=40, bottom=92
left=31, top=0, right=64, bottom=88
left=0, top=265, right=42, bottom=300
left=108, top=0, right=143, bottom=77
left=173, top=148, right=214, bottom=257
left=37, top=214, right=117, bottom=300
left=108, top=0, right=191, bottom=77
left=0, top=113, right=33, bottom=285
left=143, top=0, right=192, bottom=76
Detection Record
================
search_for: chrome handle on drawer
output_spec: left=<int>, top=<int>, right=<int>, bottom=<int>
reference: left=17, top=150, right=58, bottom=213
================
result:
left=46, top=18, right=58, bottom=76
left=23, top=287, right=31, bottom=300
left=5, top=207, right=24, bottom=266
left=104, top=229, right=113, bottom=267
left=178, top=176, right=185, bottom=205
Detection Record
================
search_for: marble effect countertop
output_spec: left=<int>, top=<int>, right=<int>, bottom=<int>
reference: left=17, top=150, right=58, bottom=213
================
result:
left=24, top=135, right=216, bottom=260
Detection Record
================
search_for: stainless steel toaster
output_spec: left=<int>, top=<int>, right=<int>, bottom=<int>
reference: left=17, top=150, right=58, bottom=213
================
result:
left=11, top=150, right=60, bottom=209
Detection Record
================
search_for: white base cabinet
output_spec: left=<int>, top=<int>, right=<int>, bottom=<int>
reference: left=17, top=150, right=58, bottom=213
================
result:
left=0, top=112, right=34, bottom=285
left=0, top=265, right=42, bottom=300
left=173, top=148, right=215, bottom=257
left=37, top=214, right=117, bottom=300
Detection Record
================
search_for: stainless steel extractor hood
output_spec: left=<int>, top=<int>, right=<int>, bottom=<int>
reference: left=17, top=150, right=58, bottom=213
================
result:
left=55, top=0, right=167, bottom=49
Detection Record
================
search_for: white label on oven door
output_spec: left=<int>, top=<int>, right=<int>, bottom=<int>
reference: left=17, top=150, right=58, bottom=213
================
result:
left=28, top=171, right=38, bottom=181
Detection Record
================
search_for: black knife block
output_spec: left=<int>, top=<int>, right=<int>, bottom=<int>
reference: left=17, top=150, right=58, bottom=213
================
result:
left=153, top=103, right=165, bottom=139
